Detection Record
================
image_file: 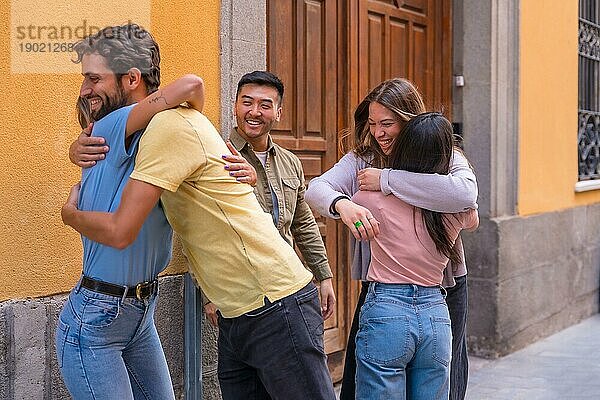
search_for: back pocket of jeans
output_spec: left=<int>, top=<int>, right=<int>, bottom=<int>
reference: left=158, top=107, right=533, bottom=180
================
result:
left=55, top=318, right=70, bottom=369
left=358, top=315, right=411, bottom=366
left=296, top=287, right=325, bottom=355
left=431, top=316, right=452, bottom=366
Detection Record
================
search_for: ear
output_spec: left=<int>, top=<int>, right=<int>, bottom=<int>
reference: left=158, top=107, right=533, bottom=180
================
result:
left=122, top=68, right=142, bottom=90
left=275, top=105, right=282, bottom=122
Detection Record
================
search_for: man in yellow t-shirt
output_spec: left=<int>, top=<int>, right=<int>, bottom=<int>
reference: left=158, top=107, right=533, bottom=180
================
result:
left=61, top=105, right=336, bottom=399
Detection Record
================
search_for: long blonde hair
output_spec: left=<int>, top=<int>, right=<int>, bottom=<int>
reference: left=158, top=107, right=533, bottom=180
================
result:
left=341, top=78, right=426, bottom=168
left=76, top=97, right=92, bottom=129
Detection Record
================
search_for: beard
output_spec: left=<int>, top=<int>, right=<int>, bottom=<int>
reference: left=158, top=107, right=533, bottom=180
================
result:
left=85, top=80, right=129, bottom=122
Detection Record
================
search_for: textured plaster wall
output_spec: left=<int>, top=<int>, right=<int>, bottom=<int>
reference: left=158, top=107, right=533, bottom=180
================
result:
left=519, top=0, right=593, bottom=215
left=0, top=0, right=220, bottom=301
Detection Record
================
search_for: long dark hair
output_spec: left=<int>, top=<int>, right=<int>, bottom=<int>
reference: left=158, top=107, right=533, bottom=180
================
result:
left=341, top=78, right=426, bottom=168
left=389, top=112, right=461, bottom=264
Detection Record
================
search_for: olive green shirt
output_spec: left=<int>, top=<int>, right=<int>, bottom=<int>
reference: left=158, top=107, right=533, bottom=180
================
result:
left=228, top=128, right=332, bottom=281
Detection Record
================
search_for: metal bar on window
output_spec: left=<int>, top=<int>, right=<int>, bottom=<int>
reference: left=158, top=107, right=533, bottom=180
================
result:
left=578, top=1, right=600, bottom=182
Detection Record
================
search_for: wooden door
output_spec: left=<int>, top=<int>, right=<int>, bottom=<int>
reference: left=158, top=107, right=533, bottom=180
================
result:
left=267, top=0, right=348, bottom=380
left=267, top=0, right=452, bottom=382
left=345, top=0, right=454, bottom=337
left=351, top=0, right=452, bottom=111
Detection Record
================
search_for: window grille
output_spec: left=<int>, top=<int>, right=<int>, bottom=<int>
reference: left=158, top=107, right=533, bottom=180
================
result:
left=578, top=0, right=600, bottom=181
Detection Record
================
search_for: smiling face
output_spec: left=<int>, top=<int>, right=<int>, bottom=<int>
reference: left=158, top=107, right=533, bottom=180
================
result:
left=79, top=53, right=129, bottom=121
left=368, top=101, right=403, bottom=155
left=234, top=83, right=282, bottom=151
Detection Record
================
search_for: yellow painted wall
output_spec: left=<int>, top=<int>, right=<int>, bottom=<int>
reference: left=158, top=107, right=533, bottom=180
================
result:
left=519, top=0, right=598, bottom=215
left=0, top=0, right=221, bottom=301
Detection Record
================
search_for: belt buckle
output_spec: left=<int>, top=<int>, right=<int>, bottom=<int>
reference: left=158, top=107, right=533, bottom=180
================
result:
left=135, top=281, right=149, bottom=300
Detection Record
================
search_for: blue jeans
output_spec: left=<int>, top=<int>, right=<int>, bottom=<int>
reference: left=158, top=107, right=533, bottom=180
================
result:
left=217, top=282, right=336, bottom=400
left=356, top=283, right=452, bottom=400
left=445, top=275, right=468, bottom=400
left=341, top=277, right=468, bottom=400
left=55, top=285, right=174, bottom=400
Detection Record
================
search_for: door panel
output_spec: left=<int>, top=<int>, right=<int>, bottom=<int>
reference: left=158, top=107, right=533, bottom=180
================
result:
left=389, top=19, right=409, bottom=78
left=356, top=0, right=451, bottom=112
left=267, top=0, right=346, bottom=361
left=267, top=0, right=452, bottom=382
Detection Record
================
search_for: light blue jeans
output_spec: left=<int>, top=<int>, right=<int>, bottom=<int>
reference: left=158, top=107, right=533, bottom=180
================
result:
left=356, top=283, right=452, bottom=400
left=55, top=285, right=175, bottom=400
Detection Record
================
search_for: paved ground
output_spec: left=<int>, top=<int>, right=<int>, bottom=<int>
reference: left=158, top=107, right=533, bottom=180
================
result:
left=466, top=314, right=600, bottom=399
left=335, top=314, right=600, bottom=399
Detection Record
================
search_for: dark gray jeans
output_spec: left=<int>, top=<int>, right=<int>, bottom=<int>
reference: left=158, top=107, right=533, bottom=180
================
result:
left=340, top=276, right=469, bottom=400
left=217, top=282, right=336, bottom=400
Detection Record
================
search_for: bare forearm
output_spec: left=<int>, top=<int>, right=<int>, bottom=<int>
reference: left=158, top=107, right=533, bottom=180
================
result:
left=61, top=179, right=162, bottom=250
left=61, top=206, right=132, bottom=249
left=126, top=74, right=205, bottom=136
left=183, top=75, right=205, bottom=112
left=160, top=74, right=204, bottom=112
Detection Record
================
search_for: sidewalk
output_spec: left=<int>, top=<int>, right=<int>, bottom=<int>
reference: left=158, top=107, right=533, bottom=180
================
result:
left=466, top=313, right=600, bottom=399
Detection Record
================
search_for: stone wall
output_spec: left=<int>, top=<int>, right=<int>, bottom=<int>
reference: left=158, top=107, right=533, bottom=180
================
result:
left=451, top=0, right=600, bottom=358
left=201, top=310, right=221, bottom=399
left=465, top=204, right=600, bottom=357
left=0, top=275, right=202, bottom=400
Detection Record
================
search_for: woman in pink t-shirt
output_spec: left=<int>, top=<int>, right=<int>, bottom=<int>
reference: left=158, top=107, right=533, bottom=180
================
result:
left=353, top=112, right=478, bottom=400
left=305, top=78, right=478, bottom=400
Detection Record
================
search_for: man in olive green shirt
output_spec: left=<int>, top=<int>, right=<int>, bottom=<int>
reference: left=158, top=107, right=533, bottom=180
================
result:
left=203, top=71, right=335, bottom=324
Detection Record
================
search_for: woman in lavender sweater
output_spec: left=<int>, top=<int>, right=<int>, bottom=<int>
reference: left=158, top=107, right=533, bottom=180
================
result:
left=305, top=78, right=478, bottom=400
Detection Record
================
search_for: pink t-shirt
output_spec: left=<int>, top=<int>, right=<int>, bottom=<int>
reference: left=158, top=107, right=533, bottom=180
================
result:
left=352, top=190, right=478, bottom=286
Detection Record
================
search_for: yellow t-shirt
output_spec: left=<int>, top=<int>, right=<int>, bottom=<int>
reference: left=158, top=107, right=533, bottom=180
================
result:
left=130, top=107, right=313, bottom=317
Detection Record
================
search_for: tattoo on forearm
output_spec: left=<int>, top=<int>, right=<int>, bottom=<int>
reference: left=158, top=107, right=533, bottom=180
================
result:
left=148, top=91, right=170, bottom=106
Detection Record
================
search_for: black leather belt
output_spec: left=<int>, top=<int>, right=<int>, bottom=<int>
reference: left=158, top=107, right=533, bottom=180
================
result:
left=80, top=276, right=158, bottom=300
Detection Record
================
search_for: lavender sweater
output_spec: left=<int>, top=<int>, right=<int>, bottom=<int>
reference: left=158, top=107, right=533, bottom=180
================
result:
left=305, top=150, right=478, bottom=286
